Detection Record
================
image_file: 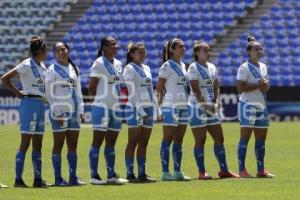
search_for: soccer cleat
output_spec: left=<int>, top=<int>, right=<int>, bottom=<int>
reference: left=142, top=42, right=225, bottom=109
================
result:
left=198, top=172, right=213, bottom=180
left=256, top=170, right=275, bottom=178
left=14, top=178, right=28, bottom=188
left=126, top=174, right=138, bottom=183
left=33, top=178, right=49, bottom=188
left=239, top=169, right=253, bottom=178
left=55, top=178, right=69, bottom=187
left=90, top=174, right=107, bottom=185
left=69, top=177, right=87, bottom=186
left=173, top=171, right=191, bottom=181
left=107, top=173, right=128, bottom=185
left=137, top=174, right=157, bottom=183
left=0, top=183, right=8, bottom=188
left=161, top=172, right=175, bottom=181
left=218, top=171, right=240, bottom=178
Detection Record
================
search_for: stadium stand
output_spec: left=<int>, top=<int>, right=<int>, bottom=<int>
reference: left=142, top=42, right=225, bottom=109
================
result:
left=45, top=0, right=256, bottom=87
left=214, top=0, right=300, bottom=86
left=0, top=0, right=76, bottom=75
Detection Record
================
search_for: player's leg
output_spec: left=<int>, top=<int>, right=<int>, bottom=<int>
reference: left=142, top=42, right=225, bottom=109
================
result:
left=238, top=127, right=253, bottom=177
left=207, top=124, right=239, bottom=178
left=52, top=131, right=67, bottom=186
left=160, top=125, right=175, bottom=180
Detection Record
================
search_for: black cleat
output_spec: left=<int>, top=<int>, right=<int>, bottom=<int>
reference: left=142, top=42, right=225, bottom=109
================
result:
left=137, top=174, right=157, bottom=183
left=33, top=178, right=49, bottom=188
left=14, top=178, right=28, bottom=188
left=127, top=174, right=138, bottom=183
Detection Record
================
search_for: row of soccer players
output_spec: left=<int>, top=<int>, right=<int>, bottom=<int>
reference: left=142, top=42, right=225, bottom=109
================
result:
left=1, top=35, right=274, bottom=187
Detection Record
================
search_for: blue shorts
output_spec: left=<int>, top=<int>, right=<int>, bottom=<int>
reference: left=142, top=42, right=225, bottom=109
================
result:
left=162, top=106, right=189, bottom=126
left=125, top=105, right=154, bottom=128
left=49, top=111, right=80, bottom=133
left=238, top=101, right=269, bottom=129
left=188, top=105, right=220, bottom=128
left=92, top=105, right=122, bottom=132
left=19, top=97, right=45, bottom=134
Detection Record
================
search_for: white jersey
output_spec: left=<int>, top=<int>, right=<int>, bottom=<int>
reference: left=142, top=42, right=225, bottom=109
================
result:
left=45, top=63, right=84, bottom=117
left=123, top=62, right=161, bottom=117
left=237, top=60, right=269, bottom=108
left=90, top=56, right=123, bottom=109
left=158, top=59, right=188, bottom=109
left=14, top=58, right=46, bottom=97
left=187, top=61, right=218, bottom=105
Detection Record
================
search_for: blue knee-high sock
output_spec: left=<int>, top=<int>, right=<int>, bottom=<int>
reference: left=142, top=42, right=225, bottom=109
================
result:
left=67, top=152, right=77, bottom=180
left=172, top=143, right=182, bottom=172
left=255, top=140, right=265, bottom=172
left=15, top=151, right=25, bottom=179
left=238, top=138, right=249, bottom=172
left=137, top=157, right=146, bottom=176
left=52, top=154, right=62, bottom=181
left=160, top=140, right=171, bottom=172
left=89, top=146, right=100, bottom=178
left=32, top=151, right=42, bottom=179
left=125, top=157, right=134, bottom=177
left=104, top=147, right=115, bottom=178
left=194, top=147, right=205, bottom=173
left=214, top=144, right=228, bottom=172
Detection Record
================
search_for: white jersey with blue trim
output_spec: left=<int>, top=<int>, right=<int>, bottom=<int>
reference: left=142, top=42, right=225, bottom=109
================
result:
left=158, top=59, right=188, bottom=109
left=45, top=63, right=84, bottom=117
left=14, top=58, right=46, bottom=97
left=90, top=56, right=123, bottom=108
left=237, top=61, right=269, bottom=108
left=187, top=61, right=218, bottom=105
left=123, top=62, right=161, bottom=117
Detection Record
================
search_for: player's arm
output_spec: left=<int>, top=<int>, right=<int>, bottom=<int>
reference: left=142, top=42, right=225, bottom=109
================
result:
left=214, top=79, right=221, bottom=110
left=88, top=77, right=99, bottom=103
left=156, top=77, right=166, bottom=106
left=0, top=68, right=23, bottom=98
left=236, top=80, right=267, bottom=93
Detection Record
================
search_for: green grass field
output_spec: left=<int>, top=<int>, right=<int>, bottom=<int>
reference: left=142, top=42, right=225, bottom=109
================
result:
left=0, top=122, right=299, bottom=200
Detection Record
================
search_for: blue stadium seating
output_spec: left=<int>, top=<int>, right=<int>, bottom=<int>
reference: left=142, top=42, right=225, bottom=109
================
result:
left=0, top=0, right=74, bottom=74
left=45, top=0, right=256, bottom=87
left=214, top=0, right=300, bottom=86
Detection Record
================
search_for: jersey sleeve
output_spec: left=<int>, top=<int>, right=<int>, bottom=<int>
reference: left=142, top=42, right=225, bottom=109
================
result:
left=14, top=62, right=28, bottom=75
left=158, top=63, right=172, bottom=79
left=90, top=60, right=105, bottom=78
left=237, top=65, right=249, bottom=81
left=187, top=64, right=198, bottom=80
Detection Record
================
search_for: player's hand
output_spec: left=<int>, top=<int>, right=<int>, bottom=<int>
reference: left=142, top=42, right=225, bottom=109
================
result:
left=142, top=115, right=148, bottom=121
left=56, top=118, right=64, bottom=127
left=214, top=103, right=220, bottom=112
left=157, top=114, right=163, bottom=122
left=15, top=92, right=24, bottom=99
left=80, top=114, right=85, bottom=123
left=259, top=79, right=269, bottom=93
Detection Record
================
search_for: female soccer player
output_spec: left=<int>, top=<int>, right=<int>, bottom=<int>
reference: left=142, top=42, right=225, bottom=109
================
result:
left=188, top=41, right=239, bottom=179
left=45, top=42, right=85, bottom=186
left=237, top=36, right=274, bottom=178
left=156, top=38, right=191, bottom=181
left=88, top=36, right=128, bottom=185
left=1, top=36, right=48, bottom=187
left=123, top=42, right=162, bottom=183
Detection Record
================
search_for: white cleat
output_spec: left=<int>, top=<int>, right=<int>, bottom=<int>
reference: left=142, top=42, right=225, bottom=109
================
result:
left=90, top=178, right=107, bottom=185
left=106, top=177, right=128, bottom=185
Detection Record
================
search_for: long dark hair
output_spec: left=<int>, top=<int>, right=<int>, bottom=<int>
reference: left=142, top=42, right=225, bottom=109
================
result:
left=54, top=42, right=79, bottom=76
left=162, top=38, right=182, bottom=63
left=97, top=36, right=115, bottom=58
left=126, top=42, right=145, bottom=65
left=30, top=35, right=47, bottom=57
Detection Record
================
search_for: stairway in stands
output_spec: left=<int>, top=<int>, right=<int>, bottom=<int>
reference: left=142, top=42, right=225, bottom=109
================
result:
left=44, top=0, right=94, bottom=49
left=211, top=0, right=278, bottom=59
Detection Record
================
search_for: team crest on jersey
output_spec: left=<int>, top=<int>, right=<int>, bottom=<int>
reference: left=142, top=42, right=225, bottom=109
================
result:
left=113, top=76, right=120, bottom=82
left=182, top=77, right=186, bottom=82
left=37, top=79, right=44, bottom=85
left=145, top=78, right=151, bottom=84
left=206, top=79, right=213, bottom=86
